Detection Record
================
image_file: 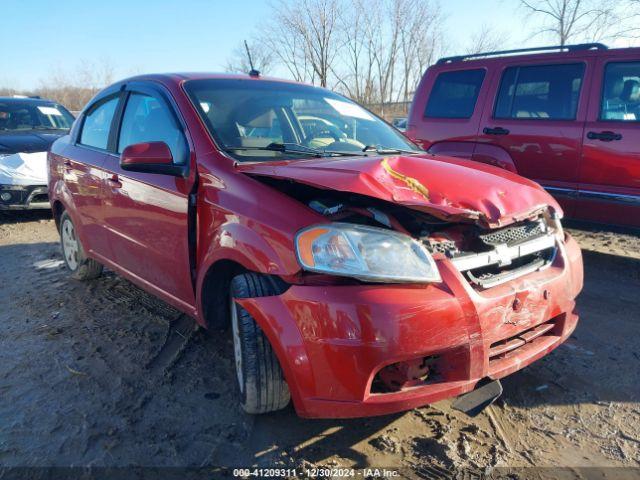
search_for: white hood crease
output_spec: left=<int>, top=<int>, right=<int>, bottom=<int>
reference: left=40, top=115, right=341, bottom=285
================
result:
left=0, top=152, right=48, bottom=185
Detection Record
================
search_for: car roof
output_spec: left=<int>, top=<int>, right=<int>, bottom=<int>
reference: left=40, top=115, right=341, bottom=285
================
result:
left=0, top=96, right=61, bottom=105
left=115, top=72, right=310, bottom=88
left=433, top=45, right=640, bottom=68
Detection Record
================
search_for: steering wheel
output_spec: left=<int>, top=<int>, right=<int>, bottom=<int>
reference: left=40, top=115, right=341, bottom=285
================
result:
left=304, top=125, right=343, bottom=143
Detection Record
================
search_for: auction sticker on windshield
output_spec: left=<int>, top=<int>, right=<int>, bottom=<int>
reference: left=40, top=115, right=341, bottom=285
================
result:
left=37, top=106, right=63, bottom=116
left=325, top=98, right=374, bottom=120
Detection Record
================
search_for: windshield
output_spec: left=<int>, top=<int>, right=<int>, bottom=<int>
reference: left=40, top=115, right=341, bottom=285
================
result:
left=184, top=79, right=419, bottom=161
left=0, top=100, right=75, bottom=132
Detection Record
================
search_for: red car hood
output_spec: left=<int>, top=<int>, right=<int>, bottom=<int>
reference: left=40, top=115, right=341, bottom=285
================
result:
left=237, top=154, right=561, bottom=228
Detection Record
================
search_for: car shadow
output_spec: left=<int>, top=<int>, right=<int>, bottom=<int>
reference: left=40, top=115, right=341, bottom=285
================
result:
left=223, top=409, right=406, bottom=468
left=0, top=209, right=52, bottom=224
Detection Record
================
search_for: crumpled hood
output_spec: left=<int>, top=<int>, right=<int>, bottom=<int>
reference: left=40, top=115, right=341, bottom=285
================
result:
left=0, top=151, right=48, bottom=185
left=237, top=154, right=561, bottom=227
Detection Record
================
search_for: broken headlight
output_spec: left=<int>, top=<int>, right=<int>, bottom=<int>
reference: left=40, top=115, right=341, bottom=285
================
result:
left=295, top=223, right=441, bottom=283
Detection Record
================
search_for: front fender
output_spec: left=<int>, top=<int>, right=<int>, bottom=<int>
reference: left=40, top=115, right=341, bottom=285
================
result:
left=198, top=220, right=300, bottom=277
left=195, top=220, right=303, bottom=326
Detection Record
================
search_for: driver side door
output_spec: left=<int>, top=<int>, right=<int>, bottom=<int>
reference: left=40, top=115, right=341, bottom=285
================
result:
left=101, top=82, right=197, bottom=312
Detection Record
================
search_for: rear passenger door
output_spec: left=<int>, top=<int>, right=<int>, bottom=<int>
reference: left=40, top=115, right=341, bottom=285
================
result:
left=101, top=82, right=196, bottom=311
left=64, top=92, right=122, bottom=260
left=477, top=59, right=594, bottom=217
left=578, top=54, right=640, bottom=226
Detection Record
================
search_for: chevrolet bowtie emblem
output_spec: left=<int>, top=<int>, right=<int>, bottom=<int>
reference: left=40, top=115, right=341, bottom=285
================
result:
left=495, top=244, right=512, bottom=267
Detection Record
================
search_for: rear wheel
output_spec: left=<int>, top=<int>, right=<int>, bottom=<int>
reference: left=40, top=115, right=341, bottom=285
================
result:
left=59, top=211, right=103, bottom=281
left=230, top=273, right=290, bottom=414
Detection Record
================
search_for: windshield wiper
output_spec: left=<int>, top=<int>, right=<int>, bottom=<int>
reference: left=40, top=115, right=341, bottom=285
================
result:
left=226, top=142, right=358, bottom=158
left=362, top=145, right=421, bottom=155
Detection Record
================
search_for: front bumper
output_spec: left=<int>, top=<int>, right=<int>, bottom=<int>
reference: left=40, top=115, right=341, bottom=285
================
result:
left=237, top=234, right=583, bottom=418
left=0, top=184, right=50, bottom=210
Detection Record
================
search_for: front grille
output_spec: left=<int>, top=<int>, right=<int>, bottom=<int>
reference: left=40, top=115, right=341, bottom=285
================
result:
left=0, top=187, right=28, bottom=205
left=0, top=185, right=47, bottom=206
left=479, top=220, right=544, bottom=247
left=448, top=217, right=557, bottom=289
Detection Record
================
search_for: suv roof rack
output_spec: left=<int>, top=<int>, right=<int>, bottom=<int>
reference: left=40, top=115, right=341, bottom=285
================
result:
left=436, top=43, right=608, bottom=65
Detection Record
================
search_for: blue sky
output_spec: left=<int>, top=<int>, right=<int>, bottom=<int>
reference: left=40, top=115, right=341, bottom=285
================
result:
left=1, top=0, right=636, bottom=90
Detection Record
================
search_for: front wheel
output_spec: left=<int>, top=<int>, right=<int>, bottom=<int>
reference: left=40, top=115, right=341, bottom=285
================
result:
left=59, top=211, right=103, bottom=281
left=230, top=273, right=290, bottom=414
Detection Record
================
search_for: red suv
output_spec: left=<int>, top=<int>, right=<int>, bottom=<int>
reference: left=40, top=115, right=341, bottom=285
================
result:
left=407, top=44, right=640, bottom=227
left=48, top=74, right=583, bottom=418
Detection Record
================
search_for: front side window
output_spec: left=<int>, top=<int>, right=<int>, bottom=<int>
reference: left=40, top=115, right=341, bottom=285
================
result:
left=424, top=69, right=486, bottom=119
left=79, top=96, right=119, bottom=150
left=494, top=63, right=585, bottom=120
left=118, top=93, right=187, bottom=164
left=184, top=79, right=418, bottom=162
left=600, top=62, right=640, bottom=122
left=0, top=101, right=74, bottom=132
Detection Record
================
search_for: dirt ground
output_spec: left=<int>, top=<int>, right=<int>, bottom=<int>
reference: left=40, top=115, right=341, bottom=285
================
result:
left=0, top=211, right=639, bottom=477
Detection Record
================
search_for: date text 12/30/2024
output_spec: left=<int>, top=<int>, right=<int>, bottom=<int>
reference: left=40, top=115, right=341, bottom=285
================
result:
left=232, top=468, right=400, bottom=478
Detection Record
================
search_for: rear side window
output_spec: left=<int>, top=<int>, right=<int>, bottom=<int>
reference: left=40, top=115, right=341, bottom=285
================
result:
left=600, top=61, right=640, bottom=122
left=424, top=69, right=486, bottom=119
left=79, top=96, right=119, bottom=150
left=494, top=63, right=585, bottom=120
left=118, top=93, right=187, bottom=164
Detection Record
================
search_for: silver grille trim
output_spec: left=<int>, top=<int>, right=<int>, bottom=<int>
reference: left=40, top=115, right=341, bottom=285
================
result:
left=450, top=234, right=556, bottom=273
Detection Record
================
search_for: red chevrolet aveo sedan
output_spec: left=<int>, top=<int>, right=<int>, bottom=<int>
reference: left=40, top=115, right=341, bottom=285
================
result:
left=48, top=73, right=583, bottom=418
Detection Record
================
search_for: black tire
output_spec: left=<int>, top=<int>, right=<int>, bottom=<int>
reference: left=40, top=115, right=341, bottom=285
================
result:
left=230, top=273, right=290, bottom=414
left=59, top=211, right=103, bottom=281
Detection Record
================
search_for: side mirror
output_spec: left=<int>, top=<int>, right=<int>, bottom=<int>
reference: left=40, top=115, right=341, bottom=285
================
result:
left=120, top=142, right=187, bottom=177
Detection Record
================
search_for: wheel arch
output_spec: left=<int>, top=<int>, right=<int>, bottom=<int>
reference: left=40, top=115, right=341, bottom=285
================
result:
left=198, top=258, right=247, bottom=330
left=428, top=140, right=518, bottom=173
left=52, top=199, right=65, bottom=230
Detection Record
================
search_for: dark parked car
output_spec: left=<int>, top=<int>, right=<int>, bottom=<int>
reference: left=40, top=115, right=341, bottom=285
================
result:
left=392, top=117, right=407, bottom=132
left=0, top=97, right=75, bottom=210
left=48, top=73, right=582, bottom=418
left=407, top=44, right=640, bottom=227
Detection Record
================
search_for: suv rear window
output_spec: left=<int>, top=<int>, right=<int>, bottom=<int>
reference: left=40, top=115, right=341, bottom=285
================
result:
left=600, top=61, right=640, bottom=122
left=494, top=63, right=585, bottom=120
left=424, top=69, right=485, bottom=119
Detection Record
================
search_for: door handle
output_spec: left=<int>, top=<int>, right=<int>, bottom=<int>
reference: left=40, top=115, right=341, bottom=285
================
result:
left=483, top=126, right=510, bottom=136
left=107, top=174, right=122, bottom=189
left=587, top=131, right=622, bottom=142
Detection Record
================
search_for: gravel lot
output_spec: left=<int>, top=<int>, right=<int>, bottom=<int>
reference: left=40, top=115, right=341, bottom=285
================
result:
left=0, top=211, right=639, bottom=476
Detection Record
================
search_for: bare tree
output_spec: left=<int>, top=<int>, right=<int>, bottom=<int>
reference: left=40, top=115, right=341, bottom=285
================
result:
left=397, top=0, right=444, bottom=102
left=225, top=40, right=275, bottom=75
left=332, top=0, right=375, bottom=102
left=247, top=0, right=443, bottom=107
left=614, top=0, right=640, bottom=39
left=519, top=0, right=621, bottom=45
left=34, top=58, right=115, bottom=111
left=465, top=25, right=509, bottom=55
left=263, top=0, right=341, bottom=87
left=334, top=0, right=442, bottom=105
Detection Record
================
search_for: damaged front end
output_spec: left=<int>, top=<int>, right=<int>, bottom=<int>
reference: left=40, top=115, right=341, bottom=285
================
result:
left=234, top=154, right=581, bottom=417
left=309, top=195, right=562, bottom=290
left=250, top=168, right=564, bottom=291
